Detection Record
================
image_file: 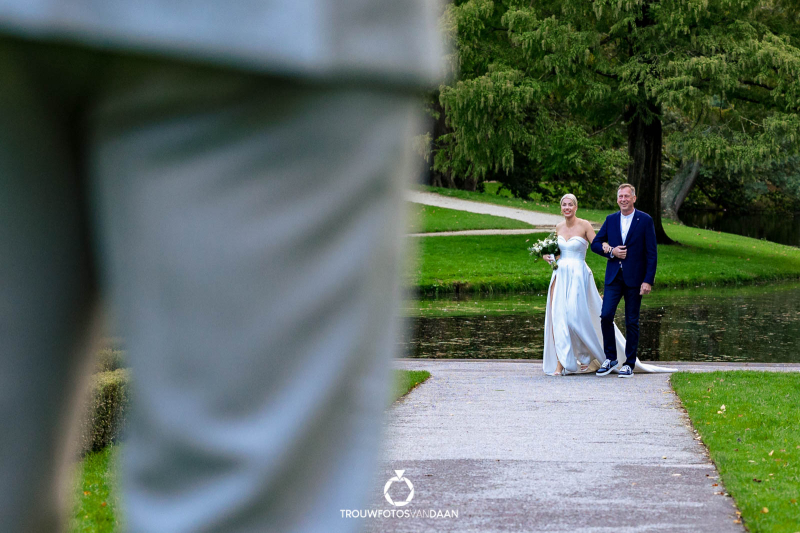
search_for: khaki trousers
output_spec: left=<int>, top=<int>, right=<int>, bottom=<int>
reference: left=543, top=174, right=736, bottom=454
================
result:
left=0, top=38, right=419, bottom=532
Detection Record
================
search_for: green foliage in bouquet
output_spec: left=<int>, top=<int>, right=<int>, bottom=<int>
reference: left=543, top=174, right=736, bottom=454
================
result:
left=528, top=232, right=561, bottom=270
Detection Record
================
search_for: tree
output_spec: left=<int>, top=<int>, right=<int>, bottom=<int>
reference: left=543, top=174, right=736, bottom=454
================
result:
left=438, top=0, right=800, bottom=243
left=432, top=0, right=627, bottom=203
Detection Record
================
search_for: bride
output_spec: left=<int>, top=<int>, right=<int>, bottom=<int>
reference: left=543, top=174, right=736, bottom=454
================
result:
left=542, top=194, right=675, bottom=376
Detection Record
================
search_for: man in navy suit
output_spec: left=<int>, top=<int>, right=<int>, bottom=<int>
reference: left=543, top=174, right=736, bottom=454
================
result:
left=590, top=184, right=658, bottom=378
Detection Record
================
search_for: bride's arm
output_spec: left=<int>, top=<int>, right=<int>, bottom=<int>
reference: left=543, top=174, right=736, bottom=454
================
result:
left=585, top=220, right=610, bottom=252
left=583, top=220, right=611, bottom=254
left=584, top=220, right=597, bottom=243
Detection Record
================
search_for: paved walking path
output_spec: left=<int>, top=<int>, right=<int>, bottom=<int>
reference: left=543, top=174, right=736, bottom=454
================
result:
left=407, top=190, right=565, bottom=227
left=363, top=360, right=800, bottom=533
left=408, top=228, right=546, bottom=237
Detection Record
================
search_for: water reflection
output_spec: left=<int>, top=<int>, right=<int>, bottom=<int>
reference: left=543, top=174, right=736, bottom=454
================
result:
left=403, top=284, right=800, bottom=362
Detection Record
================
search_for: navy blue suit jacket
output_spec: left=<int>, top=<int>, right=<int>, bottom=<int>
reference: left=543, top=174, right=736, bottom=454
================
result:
left=590, top=210, right=658, bottom=287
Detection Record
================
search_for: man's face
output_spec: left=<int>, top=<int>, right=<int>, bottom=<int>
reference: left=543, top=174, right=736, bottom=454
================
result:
left=617, top=187, right=635, bottom=214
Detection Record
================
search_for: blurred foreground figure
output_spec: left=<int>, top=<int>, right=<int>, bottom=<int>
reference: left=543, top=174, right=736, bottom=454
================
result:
left=0, top=2, right=441, bottom=531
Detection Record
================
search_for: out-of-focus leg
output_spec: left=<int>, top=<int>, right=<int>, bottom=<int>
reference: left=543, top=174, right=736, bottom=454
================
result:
left=0, top=40, right=96, bottom=532
left=88, top=61, right=420, bottom=533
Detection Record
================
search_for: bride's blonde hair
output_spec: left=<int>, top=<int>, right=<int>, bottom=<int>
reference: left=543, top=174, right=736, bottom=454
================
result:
left=560, top=193, right=578, bottom=207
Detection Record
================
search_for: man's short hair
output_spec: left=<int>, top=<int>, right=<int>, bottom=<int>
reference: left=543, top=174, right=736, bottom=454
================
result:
left=618, top=183, right=636, bottom=196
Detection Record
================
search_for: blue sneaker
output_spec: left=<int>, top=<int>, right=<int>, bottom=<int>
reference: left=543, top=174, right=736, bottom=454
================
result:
left=618, top=365, right=633, bottom=378
left=596, top=359, right=618, bottom=376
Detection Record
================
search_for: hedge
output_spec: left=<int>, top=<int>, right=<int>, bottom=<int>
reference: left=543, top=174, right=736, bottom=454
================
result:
left=93, top=348, right=125, bottom=373
left=79, top=369, right=129, bottom=455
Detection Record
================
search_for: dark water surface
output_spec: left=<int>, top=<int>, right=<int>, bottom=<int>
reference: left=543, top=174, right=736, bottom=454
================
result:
left=681, top=211, right=800, bottom=247
left=403, top=283, right=800, bottom=363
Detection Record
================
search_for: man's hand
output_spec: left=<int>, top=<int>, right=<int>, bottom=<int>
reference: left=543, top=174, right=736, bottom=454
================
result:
left=601, top=242, right=612, bottom=254
left=612, top=245, right=627, bottom=259
left=640, top=282, right=652, bottom=296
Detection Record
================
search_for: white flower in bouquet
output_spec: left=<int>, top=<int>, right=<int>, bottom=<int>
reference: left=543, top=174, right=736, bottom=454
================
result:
left=527, top=232, right=561, bottom=270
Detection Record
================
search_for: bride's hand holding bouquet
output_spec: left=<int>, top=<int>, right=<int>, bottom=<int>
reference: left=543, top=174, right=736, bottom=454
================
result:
left=528, top=232, right=561, bottom=270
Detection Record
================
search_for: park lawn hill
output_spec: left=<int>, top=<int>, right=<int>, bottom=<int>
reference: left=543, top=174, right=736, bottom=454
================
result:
left=409, top=203, right=534, bottom=233
left=69, top=370, right=430, bottom=533
left=419, top=183, right=615, bottom=222
left=671, top=372, right=800, bottom=533
left=409, top=223, right=800, bottom=295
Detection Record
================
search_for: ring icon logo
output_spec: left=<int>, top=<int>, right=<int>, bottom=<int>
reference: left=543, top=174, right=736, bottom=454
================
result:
left=384, top=470, right=414, bottom=507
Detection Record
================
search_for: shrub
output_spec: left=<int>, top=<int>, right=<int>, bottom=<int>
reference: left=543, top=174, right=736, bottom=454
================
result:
left=79, top=369, right=130, bottom=455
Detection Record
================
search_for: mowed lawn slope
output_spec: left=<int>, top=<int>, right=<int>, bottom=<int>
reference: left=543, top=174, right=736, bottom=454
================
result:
left=410, top=223, right=800, bottom=294
left=408, top=203, right=534, bottom=233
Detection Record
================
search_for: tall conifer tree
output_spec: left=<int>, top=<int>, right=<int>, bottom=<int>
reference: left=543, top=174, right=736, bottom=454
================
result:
left=439, top=0, right=800, bottom=243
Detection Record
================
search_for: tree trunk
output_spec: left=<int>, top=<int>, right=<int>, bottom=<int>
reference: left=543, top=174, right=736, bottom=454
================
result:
left=464, top=174, right=478, bottom=191
left=429, top=97, right=451, bottom=188
left=661, top=159, right=700, bottom=221
left=626, top=101, right=675, bottom=244
left=443, top=170, right=456, bottom=189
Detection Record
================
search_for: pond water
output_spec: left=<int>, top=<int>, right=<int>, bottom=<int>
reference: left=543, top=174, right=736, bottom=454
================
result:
left=680, top=211, right=800, bottom=247
left=402, top=282, right=800, bottom=363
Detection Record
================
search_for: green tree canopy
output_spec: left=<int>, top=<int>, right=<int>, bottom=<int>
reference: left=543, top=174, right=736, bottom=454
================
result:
left=435, top=0, right=800, bottom=242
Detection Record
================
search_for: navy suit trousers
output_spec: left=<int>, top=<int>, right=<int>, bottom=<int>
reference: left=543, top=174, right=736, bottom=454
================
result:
left=600, top=269, right=642, bottom=369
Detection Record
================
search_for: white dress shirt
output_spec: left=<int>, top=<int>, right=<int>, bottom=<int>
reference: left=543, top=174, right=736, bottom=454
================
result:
left=620, top=210, right=635, bottom=244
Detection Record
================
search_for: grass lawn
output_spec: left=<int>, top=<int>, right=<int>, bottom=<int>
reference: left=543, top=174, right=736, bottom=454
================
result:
left=671, top=372, right=800, bottom=533
left=408, top=203, right=533, bottom=233
left=70, top=445, right=121, bottom=533
left=393, top=369, right=431, bottom=399
left=410, top=222, right=800, bottom=295
left=69, top=369, right=430, bottom=532
left=420, top=183, right=615, bottom=223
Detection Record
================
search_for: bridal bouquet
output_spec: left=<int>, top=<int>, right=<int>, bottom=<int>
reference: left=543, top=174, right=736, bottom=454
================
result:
left=528, top=232, right=560, bottom=270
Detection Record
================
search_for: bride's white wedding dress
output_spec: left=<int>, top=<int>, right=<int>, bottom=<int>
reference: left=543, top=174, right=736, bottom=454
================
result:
left=543, top=235, right=676, bottom=375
